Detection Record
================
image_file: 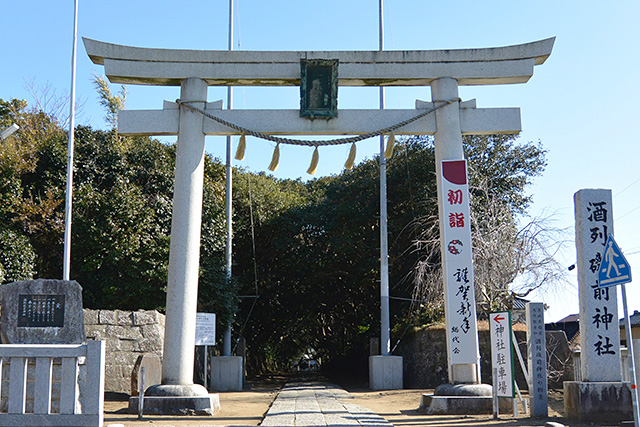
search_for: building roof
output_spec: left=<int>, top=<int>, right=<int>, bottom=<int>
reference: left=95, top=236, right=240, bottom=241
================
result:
left=556, top=313, right=580, bottom=324
left=512, top=296, right=530, bottom=311
left=619, top=310, right=640, bottom=326
left=546, top=313, right=580, bottom=343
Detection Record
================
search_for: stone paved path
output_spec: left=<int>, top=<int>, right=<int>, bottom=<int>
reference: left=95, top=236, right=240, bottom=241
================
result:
left=260, top=381, right=393, bottom=427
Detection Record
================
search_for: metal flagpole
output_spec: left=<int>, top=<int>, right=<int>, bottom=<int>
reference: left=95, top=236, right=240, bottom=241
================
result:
left=621, top=283, right=640, bottom=427
left=63, top=0, right=79, bottom=281
left=378, top=0, right=390, bottom=356
left=222, top=0, right=234, bottom=357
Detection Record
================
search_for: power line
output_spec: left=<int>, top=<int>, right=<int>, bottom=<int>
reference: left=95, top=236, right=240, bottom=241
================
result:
left=616, top=204, right=640, bottom=221
left=615, top=176, right=640, bottom=197
left=613, top=176, right=640, bottom=223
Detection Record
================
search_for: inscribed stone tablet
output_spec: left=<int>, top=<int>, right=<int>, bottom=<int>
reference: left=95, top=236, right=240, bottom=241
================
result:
left=17, top=294, right=65, bottom=327
left=574, top=189, right=621, bottom=381
left=0, top=279, right=86, bottom=344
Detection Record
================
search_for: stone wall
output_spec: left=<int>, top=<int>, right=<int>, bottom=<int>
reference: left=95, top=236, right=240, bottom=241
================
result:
left=84, top=309, right=164, bottom=394
left=395, top=324, right=573, bottom=389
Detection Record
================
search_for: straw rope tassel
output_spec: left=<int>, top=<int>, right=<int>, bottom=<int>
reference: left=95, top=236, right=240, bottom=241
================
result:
left=268, top=143, right=280, bottom=171
left=345, top=142, right=357, bottom=170
left=235, top=134, right=246, bottom=161
left=307, top=146, right=319, bottom=175
left=384, top=133, right=395, bottom=159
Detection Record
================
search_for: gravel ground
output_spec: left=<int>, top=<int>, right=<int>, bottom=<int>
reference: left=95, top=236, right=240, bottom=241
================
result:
left=103, top=375, right=630, bottom=427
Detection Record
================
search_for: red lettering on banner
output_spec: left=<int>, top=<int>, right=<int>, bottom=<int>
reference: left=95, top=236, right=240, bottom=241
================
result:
left=448, top=212, right=465, bottom=228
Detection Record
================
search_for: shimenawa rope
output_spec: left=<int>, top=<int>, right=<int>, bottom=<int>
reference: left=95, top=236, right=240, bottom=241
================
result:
left=176, top=98, right=459, bottom=173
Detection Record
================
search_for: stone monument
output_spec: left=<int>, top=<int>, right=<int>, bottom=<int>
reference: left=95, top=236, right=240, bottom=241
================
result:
left=130, top=353, right=163, bottom=396
left=564, top=189, right=633, bottom=422
left=0, top=279, right=89, bottom=416
left=526, top=302, right=548, bottom=417
left=0, top=279, right=85, bottom=344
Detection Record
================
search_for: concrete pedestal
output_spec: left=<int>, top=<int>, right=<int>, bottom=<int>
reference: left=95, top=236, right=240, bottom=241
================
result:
left=130, top=383, right=220, bottom=415
left=369, top=355, right=403, bottom=390
left=564, top=381, right=633, bottom=423
left=210, top=356, right=243, bottom=392
left=419, top=383, right=499, bottom=415
left=419, top=393, right=513, bottom=415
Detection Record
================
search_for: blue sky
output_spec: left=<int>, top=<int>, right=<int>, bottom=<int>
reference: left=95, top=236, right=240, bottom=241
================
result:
left=2, top=1, right=639, bottom=323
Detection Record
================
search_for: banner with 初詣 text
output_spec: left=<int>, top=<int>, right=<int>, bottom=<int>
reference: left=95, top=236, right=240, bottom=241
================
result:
left=441, top=160, right=479, bottom=365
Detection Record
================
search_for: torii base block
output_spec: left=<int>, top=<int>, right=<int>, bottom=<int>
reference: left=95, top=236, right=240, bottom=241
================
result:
left=418, top=383, right=495, bottom=415
left=419, top=395, right=513, bottom=415
left=209, top=356, right=243, bottom=392
left=369, top=355, right=403, bottom=390
left=130, top=383, right=219, bottom=416
left=129, top=394, right=220, bottom=416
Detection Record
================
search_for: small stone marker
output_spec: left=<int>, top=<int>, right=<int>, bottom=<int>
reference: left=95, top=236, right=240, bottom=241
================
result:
left=131, top=353, right=162, bottom=396
left=574, top=189, right=621, bottom=381
left=0, top=279, right=85, bottom=344
left=526, top=302, right=548, bottom=417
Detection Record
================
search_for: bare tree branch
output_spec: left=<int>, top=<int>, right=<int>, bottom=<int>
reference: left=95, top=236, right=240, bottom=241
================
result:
left=23, top=78, right=86, bottom=129
left=409, top=162, right=570, bottom=321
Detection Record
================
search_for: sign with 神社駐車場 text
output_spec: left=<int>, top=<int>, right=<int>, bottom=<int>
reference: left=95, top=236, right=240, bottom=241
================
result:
left=490, top=311, right=514, bottom=398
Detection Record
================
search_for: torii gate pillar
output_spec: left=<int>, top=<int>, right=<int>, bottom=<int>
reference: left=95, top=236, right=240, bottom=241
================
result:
left=145, top=78, right=216, bottom=408
left=432, top=77, right=480, bottom=384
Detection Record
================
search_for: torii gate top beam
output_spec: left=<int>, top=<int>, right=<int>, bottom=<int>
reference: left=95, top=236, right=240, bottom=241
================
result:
left=84, top=37, right=554, bottom=87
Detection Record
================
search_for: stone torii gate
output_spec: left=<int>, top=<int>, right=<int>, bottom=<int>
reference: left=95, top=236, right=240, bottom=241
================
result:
left=84, top=37, right=553, bottom=411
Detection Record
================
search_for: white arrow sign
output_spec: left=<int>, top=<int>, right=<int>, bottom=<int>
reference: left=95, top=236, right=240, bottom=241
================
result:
left=490, top=311, right=515, bottom=398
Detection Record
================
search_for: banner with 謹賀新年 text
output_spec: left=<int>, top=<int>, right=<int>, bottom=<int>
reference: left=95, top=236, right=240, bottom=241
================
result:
left=441, top=159, right=479, bottom=365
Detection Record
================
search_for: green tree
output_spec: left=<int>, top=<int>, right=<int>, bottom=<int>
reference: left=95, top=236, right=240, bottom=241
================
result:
left=1, top=98, right=66, bottom=279
left=228, top=133, right=558, bottom=375
left=0, top=228, right=36, bottom=283
left=0, top=95, right=232, bottom=316
left=197, top=154, right=236, bottom=327
left=92, top=75, right=126, bottom=129
left=70, top=126, right=230, bottom=311
left=1, top=91, right=558, bottom=375
left=230, top=141, right=439, bottom=373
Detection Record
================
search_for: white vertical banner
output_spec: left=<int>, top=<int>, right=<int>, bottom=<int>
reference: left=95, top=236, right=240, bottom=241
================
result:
left=441, top=159, right=479, bottom=364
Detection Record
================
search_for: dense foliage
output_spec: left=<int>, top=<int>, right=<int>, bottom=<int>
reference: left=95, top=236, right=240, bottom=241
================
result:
left=0, top=99, right=232, bottom=320
left=1, top=96, right=560, bottom=374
